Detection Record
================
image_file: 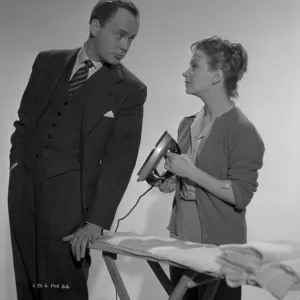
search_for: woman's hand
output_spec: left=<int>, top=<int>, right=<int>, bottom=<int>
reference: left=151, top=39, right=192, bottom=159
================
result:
left=154, top=176, right=176, bottom=193
left=164, top=152, right=194, bottom=178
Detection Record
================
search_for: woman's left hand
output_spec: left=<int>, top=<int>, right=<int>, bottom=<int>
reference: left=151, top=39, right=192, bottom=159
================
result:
left=164, top=152, right=194, bottom=178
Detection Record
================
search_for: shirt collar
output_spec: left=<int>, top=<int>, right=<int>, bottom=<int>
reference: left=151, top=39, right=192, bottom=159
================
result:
left=76, top=44, right=102, bottom=71
left=186, top=105, right=236, bottom=119
left=190, top=108, right=215, bottom=140
left=185, top=108, right=203, bottom=118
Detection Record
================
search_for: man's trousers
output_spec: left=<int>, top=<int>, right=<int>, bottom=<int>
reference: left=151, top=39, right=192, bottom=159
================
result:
left=8, top=159, right=91, bottom=300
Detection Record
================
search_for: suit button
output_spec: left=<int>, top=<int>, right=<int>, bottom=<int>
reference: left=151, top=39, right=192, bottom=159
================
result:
left=44, top=145, right=48, bottom=149
left=52, top=123, right=57, bottom=127
left=57, top=112, right=62, bottom=116
left=64, top=101, right=68, bottom=105
left=47, top=135, right=52, bottom=139
left=36, top=154, right=40, bottom=158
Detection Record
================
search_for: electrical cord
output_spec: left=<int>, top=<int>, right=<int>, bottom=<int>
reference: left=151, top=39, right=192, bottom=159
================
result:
left=114, top=185, right=154, bottom=233
left=114, top=185, right=154, bottom=300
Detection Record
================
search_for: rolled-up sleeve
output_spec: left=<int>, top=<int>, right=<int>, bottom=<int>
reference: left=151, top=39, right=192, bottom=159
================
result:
left=227, top=128, right=265, bottom=210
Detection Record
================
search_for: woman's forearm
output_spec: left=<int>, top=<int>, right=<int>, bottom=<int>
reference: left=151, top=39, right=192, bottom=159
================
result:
left=187, top=166, right=236, bottom=205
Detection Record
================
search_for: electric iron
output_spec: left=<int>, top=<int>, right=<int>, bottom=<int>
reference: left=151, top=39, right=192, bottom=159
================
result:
left=115, top=132, right=180, bottom=232
left=137, top=131, right=181, bottom=185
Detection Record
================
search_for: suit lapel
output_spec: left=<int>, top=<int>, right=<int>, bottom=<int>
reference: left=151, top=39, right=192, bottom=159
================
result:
left=37, top=48, right=126, bottom=143
left=38, top=48, right=80, bottom=114
left=81, top=63, right=125, bottom=141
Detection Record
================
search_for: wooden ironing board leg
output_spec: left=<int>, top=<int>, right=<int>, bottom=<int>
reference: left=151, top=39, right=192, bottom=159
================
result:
left=168, top=270, right=198, bottom=300
left=202, top=278, right=220, bottom=300
left=97, top=246, right=220, bottom=300
left=102, top=251, right=130, bottom=300
left=147, top=260, right=175, bottom=295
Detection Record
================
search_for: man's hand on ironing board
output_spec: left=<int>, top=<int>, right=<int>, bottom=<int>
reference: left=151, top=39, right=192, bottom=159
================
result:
left=62, top=223, right=103, bottom=261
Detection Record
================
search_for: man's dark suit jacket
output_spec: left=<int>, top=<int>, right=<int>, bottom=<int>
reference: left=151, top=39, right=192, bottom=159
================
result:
left=9, top=48, right=147, bottom=229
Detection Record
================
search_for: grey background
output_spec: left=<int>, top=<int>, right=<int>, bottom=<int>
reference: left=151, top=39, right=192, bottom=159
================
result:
left=1, top=0, right=299, bottom=299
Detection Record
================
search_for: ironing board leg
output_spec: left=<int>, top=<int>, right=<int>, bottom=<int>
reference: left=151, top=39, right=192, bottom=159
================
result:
left=202, top=279, right=220, bottom=300
left=171, top=273, right=220, bottom=300
left=168, top=270, right=198, bottom=300
left=147, top=261, right=174, bottom=295
left=102, top=252, right=131, bottom=300
left=101, top=250, right=219, bottom=300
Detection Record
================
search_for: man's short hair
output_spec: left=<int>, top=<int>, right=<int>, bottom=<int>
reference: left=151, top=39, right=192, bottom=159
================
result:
left=89, top=0, right=140, bottom=26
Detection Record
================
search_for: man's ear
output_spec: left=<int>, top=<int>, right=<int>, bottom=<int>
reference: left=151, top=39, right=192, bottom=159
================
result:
left=90, top=19, right=101, bottom=37
left=212, top=69, right=223, bottom=85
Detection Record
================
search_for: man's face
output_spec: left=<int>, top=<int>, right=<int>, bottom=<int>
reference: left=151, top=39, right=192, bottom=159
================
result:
left=91, top=8, right=139, bottom=64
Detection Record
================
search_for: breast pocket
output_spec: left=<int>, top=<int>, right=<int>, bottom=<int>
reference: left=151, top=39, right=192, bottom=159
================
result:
left=96, top=115, right=116, bottom=135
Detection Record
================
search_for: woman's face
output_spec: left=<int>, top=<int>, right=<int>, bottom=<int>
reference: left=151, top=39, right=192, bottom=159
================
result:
left=182, top=50, right=216, bottom=97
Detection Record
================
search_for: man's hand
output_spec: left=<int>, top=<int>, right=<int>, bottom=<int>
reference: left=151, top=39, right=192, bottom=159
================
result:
left=62, top=224, right=102, bottom=261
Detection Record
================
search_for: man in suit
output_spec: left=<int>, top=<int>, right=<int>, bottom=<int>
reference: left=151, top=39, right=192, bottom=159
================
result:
left=8, top=1, right=147, bottom=299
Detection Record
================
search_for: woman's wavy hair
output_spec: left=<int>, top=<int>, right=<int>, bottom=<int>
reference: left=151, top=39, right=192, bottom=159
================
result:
left=191, top=36, right=248, bottom=98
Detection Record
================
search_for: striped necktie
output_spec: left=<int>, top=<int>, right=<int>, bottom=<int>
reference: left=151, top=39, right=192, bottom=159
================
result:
left=69, top=60, right=93, bottom=96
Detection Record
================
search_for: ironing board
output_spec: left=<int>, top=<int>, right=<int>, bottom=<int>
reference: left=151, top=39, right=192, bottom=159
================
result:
left=89, top=236, right=221, bottom=300
left=90, top=233, right=300, bottom=300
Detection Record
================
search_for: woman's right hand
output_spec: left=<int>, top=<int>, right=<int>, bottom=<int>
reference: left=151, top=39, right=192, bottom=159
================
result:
left=154, top=176, right=176, bottom=193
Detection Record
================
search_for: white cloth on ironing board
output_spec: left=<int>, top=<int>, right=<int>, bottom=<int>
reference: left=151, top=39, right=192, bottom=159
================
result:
left=217, top=241, right=300, bottom=299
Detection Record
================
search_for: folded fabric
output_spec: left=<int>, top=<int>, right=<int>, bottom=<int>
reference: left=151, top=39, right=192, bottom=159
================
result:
left=218, top=257, right=300, bottom=299
left=217, top=241, right=300, bottom=300
left=220, top=241, right=300, bottom=267
left=216, top=256, right=252, bottom=287
left=254, top=259, right=300, bottom=299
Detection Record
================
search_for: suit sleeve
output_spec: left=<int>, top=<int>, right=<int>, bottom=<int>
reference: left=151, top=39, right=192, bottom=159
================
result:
left=84, top=85, right=147, bottom=229
left=9, top=52, right=42, bottom=167
left=227, top=127, right=265, bottom=210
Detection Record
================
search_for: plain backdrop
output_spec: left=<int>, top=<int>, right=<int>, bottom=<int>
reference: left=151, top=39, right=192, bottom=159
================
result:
left=1, top=0, right=300, bottom=299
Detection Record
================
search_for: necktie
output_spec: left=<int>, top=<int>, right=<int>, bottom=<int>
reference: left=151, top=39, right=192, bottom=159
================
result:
left=69, top=60, right=93, bottom=96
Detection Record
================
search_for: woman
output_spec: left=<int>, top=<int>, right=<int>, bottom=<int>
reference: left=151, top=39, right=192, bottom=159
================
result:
left=155, top=36, right=265, bottom=299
